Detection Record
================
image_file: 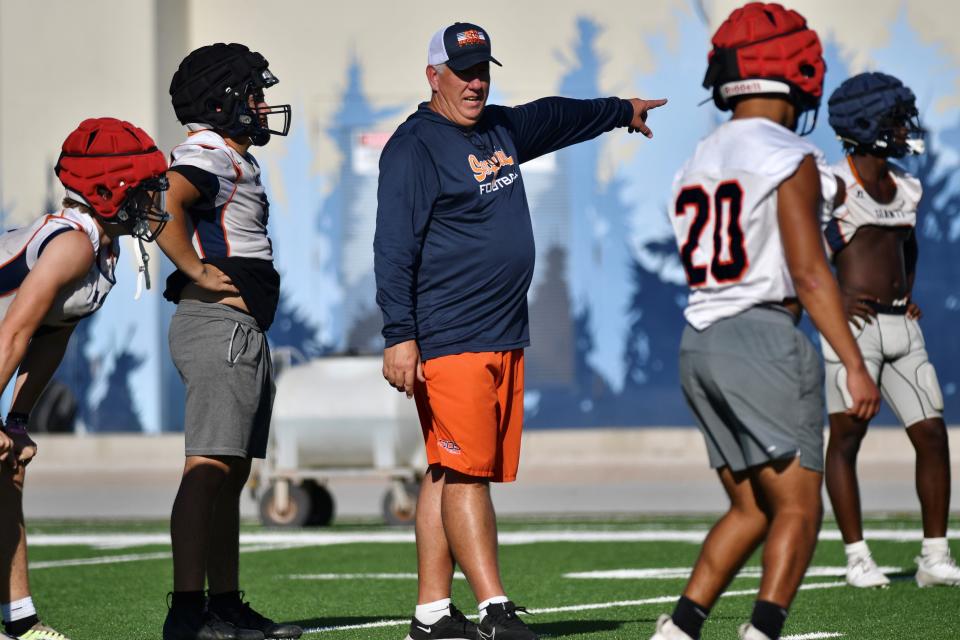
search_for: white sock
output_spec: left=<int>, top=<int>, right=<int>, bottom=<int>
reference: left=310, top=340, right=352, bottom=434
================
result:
left=844, top=540, right=870, bottom=563
left=1, top=596, right=36, bottom=623
left=921, top=537, right=949, bottom=558
left=414, top=598, right=451, bottom=625
left=478, top=595, right=509, bottom=622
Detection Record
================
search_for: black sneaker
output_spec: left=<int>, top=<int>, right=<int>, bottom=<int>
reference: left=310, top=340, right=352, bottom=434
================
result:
left=404, top=604, right=477, bottom=640
left=211, top=598, right=302, bottom=640
left=162, top=607, right=264, bottom=640
left=477, top=602, right=536, bottom=640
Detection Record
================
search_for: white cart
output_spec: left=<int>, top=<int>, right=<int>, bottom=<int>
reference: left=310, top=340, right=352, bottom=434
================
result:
left=255, top=356, right=425, bottom=527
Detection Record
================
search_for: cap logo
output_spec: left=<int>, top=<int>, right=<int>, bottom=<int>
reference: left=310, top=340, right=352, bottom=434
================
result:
left=457, top=30, right=486, bottom=47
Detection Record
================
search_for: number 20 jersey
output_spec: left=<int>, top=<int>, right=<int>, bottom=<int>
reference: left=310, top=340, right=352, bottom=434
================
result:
left=670, top=118, right=836, bottom=330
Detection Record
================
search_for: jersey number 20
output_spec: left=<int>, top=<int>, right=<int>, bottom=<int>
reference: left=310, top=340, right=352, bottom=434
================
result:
left=675, top=181, right=747, bottom=286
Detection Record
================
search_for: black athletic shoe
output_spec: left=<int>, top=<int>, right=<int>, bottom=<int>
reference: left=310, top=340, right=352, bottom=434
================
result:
left=162, top=607, right=264, bottom=640
left=404, top=604, right=477, bottom=640
left=477, top=602, right=536, bottom=640
left=212, top=599, right=302, bottom=640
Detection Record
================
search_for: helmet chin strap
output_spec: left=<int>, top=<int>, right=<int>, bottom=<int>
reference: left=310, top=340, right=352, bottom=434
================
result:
left=131, top=236, right=151, bottom=300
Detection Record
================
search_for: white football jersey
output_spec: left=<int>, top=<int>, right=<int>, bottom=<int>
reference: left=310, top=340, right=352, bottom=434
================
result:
left=170, top=127, right=273, bottom=261
left=0, top=208, right=118, bottom=327
left=671, top=118, right=836, bottom=330
left=823, top=156, right=921, bottom=256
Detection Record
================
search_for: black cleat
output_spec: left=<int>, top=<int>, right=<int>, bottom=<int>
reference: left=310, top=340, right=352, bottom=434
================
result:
left=162, top=608, right=264, bottom=640
left=477, top=602, right=537, bottom=640
left=211, top=598, right=302, bottom=640
left=404, top=604, right=477, bottom=640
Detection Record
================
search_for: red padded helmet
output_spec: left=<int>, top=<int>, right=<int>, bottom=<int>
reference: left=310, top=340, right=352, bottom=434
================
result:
left=703, top=3, right=825, bottom=115
left=55, top=118, right=168, bottom=220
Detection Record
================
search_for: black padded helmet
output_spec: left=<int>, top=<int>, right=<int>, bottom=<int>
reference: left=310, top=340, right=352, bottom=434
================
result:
left=169, top=43, right=291, bottom=146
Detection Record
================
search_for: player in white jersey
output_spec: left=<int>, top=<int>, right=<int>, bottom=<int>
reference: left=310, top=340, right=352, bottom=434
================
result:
left=159, top=43, right=300, bottom=640
left=649, top=5, right=880, bottom=640
left=822, top=72, right=960, bottom=589
left=0, top=118, right=169, bottom=640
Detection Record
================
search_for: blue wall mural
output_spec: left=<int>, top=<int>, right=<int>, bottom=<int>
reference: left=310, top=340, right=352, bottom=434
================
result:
left=26, top=6, right=960, bottom=431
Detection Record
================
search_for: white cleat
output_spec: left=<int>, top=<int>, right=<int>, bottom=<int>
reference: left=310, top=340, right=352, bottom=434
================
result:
left=846, top=553, right=891, bottom=588
left=915, top=550, right=960, bottom=587
left=737, top=623, right=772, bottom=640
left=650, top=614, right=695, bottom=640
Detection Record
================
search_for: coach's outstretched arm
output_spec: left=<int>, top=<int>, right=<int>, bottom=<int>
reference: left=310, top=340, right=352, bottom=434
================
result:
left=778, top=156, right=880, bottom=422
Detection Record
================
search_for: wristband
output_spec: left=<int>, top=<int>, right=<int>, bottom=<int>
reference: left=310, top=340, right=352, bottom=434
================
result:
left=4, top=412, right=29, bottom=436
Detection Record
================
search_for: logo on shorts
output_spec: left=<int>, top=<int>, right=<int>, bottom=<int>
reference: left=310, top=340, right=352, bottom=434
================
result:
left=439, top=439, right=462, bottom=454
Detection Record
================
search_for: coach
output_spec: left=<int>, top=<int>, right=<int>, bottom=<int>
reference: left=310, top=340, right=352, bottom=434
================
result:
left=374, top=22, right=665, bottom=640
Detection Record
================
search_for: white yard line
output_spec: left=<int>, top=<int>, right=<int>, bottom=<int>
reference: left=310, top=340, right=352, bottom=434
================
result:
left=301, top=581, right=849, bottom=635
left=565, top=566, right=901, bottom=580
left=289, top=572, right=466, bottom=581
left=782, top=634, right=844, bottom=639
left=30, top=543, right=314, bottom=570
left=27, top=527, right=959, bottom=549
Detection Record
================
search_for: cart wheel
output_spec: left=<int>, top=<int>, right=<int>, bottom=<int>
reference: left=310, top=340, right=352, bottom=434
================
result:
left=381, top=480, right=420, bottom=526
left=259, top=482, right=312, bottom=528
left=304, top=481, right=336, bottom=527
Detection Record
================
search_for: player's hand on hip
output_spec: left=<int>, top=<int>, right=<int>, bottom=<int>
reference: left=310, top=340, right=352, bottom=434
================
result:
left=907, top=301, right=922, bottom=319
left=844, top=364, right=881, bottom=422
left=194, top=264, right=239, bottom=294
left=842, top=295, right=877, bottom=329
left=11, top=431, right=37, bottom=467
left=626, top=98, right=668, bottom=138
left=382, top=340, right=423, bottom=399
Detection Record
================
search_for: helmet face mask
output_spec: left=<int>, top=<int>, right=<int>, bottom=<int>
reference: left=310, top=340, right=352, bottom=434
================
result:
left=115, top=175, right=170, bottom=242
left=171, top=43, right=292, bottom=146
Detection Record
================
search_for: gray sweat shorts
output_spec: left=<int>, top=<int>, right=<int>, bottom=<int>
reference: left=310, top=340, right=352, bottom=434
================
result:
left=679, top=306, right=825, bottom=473
left=169, top=300, right=274, bottom=459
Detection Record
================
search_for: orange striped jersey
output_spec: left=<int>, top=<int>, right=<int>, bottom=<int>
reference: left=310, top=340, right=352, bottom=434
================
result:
left=671, top=118, right=837, bottom=330
left=0, top=208, right=118, bottom=327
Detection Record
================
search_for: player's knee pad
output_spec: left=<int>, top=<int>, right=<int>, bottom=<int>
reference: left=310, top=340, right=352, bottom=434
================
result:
left=916, top=363, right=944, bottom=411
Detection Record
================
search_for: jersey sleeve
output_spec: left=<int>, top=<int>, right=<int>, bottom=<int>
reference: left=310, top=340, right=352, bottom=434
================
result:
left=169, top=143, right=238, bottom=208
left=26, top=213, right=97, bottom=269
left=373, top=132, right=440, bottom=346
left=493, top=97, right=633, bottom=163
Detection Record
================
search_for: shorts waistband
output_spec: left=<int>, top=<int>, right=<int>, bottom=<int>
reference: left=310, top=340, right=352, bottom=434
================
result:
left=864, top=300, right=908, bottom=315
left=175, top=299, right=260, bottom=329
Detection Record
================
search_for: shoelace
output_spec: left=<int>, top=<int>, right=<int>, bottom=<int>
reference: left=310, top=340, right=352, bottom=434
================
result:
left=489, top=604, right=532, bottom=627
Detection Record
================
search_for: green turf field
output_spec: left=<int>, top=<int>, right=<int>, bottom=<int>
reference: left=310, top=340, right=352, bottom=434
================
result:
left=25, top=516, right=960, bottom=639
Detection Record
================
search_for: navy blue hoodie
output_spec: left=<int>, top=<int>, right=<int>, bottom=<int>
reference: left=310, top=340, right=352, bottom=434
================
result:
left=374, top=97, right=633, bottom=360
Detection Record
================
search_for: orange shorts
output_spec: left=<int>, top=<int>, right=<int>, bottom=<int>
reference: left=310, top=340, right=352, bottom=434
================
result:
left=414, top=349, right=524, bottom=482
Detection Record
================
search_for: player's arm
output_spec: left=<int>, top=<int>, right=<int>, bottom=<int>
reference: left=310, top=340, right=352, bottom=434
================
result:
left=903, top=230, right=922, bottom=319
left=374, top=135, right=437, bottom=397
left=156, top=170, right=237, bottom=294
left=778, top=155, right=880, bottom=421
left=2, top=323, right=75, bottom=466
left=0, top=231, right=94, bottom=463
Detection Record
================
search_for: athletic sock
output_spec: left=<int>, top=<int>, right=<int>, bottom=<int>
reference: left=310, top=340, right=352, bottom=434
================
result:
left=477, top=595, right=509, bottom=622
left=750, top=600, right=788, bottom=640
left=4, top=597, right=39, bottom=637
left=671, top=595, right=710, bottom=639
left=921, top=537, right=949, bottom=559
left=844, top=540, right=870, bottom=564
left=170, top=590, right=206, bottom=617
left=414, top=598, right=451, bottom=625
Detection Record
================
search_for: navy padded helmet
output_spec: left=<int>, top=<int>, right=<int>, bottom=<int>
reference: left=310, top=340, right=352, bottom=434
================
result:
left=828, top=72, right=924, bottom=157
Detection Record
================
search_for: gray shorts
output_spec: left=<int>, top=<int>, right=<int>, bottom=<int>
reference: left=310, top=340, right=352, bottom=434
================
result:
left=679, top=306, right=824, bottom=473
left=821, top=313, right=943, bottom=427
left=169, top=300, right=274, bottom=459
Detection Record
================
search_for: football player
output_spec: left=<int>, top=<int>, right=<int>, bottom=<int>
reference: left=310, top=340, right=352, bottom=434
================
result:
left=0, top=118, right=169, bottom=640
left=822, top=72, right=960, bottom=588
left=159, top=43, right=299, bottom=640
left=649, top=4, right=880, bottom=640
